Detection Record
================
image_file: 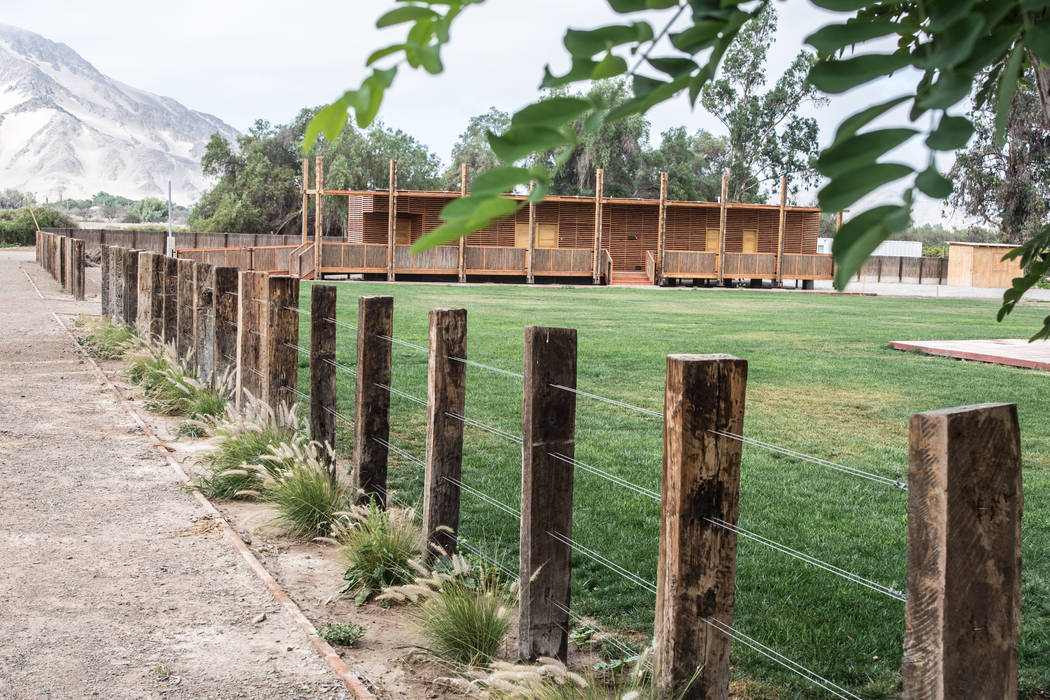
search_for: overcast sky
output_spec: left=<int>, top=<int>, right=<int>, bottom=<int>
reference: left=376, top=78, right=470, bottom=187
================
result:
left=6, top=0, right=965, bottom=225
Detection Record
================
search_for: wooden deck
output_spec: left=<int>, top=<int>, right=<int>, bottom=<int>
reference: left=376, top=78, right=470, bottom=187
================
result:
left=889, top=338, right=1050, bottom=372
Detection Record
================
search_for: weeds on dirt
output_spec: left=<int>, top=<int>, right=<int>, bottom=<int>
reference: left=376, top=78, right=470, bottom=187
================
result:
left=254, top=441, right=357, bottom=538
left=76, top=315, right=134, bottom=359
left=317, top=620, right=366, bottom=647
left=192, top=395, right=301, bottom=500
left=335, top=504, right=426, bottom=604
left=124, top=341, right=227, bottom=419
left=414, top=573, right=513, bottom=667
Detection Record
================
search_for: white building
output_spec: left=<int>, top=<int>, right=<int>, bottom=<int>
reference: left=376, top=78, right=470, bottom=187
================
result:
left=817, top=238, right=923, bottom=257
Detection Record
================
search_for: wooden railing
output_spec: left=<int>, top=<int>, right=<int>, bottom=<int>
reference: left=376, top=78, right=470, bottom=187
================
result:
left=289, top=243, right=314, bottom=278
left=318, top=242, right=388, bottom=272
left=394, top=244, right=459, bottom=272
left=658, top=250, right=834, bottom=280
left=175, top=245, right=299, bottom=273
left=465, top=246, right=527, bottom=274
left=531, top=248, right=593, bottom=276
left=662, top=250, right=719, bottom=278
left=780, top=253, right=834, bottom=280
left=723, top=253, right=777, bottom=277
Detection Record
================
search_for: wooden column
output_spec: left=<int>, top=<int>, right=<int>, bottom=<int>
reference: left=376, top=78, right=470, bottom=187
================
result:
left=122, top=250, right=140, bottom=328
left=100, top=245, right=111, bottom=317
left=458, top=162, right=468, bottom=283
left=313, top=155, right=323, bottom=279
left=112, top=247, right=125, bottom=323
left=386, top=159, right=398, bottom=282
left=59, top=236, right=67, bottom=290
left=423, top=308, right=467, bottom=558
left=136, top=253, right=160, bottom=337
left=656, top=171, right=668, bottom=285
left=592, top=168, right=604, bottom=284
left=301, top=157, right=309, bottom=245
left=71, top=238, right=85, bottom=300
left=775, top=176, right=787, bottom=286
left=519, top=325, right=577, bottom=662
left=902, top=403, right=1022, bottom=700
left=213, top=266, right=239, bottom=391
left=161, top=256, right=178, bottom=346
left=353, top=295, right=393, bottom=505
left=527, top=182, right=537, bottom=284
left=176, top=258, right=195, bottom=365
left=264, top=275, right=299, bottom=413
left=717, top=174, right=728, bottom=286
left=654, top=354, right=748, bottom=700
left=194, top=262, right=216, bottom=385
left=309, top=285, right=338, bottom=470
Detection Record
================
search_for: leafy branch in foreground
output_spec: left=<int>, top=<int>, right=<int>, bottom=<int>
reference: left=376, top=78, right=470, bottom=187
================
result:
left=309, top=0, right=1050, bottom=338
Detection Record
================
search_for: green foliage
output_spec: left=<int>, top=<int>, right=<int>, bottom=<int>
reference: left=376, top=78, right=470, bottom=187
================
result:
left=124, top=343, right=227, bottom=419
left=336, top=504, right=425, bottom=604
left=0, top=207, right=77, bottom=245
left=256, top=441, right=357, bottom=538
left=414, top=577, right=512, bottom=666
left=122, top=197, right=168, bottom=224
left=442, top=107, right=510, bottom=189
left=317, top=621, right=365, bottom=647
left=76, top=315, right=134, bottom=359
left=640, top=126, right=728, bottom=201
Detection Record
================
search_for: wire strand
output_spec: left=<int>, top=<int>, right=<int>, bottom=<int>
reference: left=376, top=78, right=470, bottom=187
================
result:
left=372, top=436, right=424, bottom=467
left=281, top=385, right=309, bottom=403
left=374, top=382, right=427, bottom=407
left=546, top=530, right=656, bottom=594
left=448, top=355, right=523, bottom=380
left=445, top=411, right=522, bottom=445
left=549, top=452, right=660, bottom=502
left=322, top=404, right=354, bottom=427
left=326, top=317, right=357, bottom=333
left=376, top=333, right=427, bottom=353
left=323, top=357, right=356, bottom=377
left=283, top=341, right=310, bottom=355
left=443, top=475, right=520, bottom=518
left=550, top=384, right=662, bottom=419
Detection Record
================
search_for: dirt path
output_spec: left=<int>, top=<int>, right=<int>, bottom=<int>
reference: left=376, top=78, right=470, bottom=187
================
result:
left=0, top=248, right=351, bottom=698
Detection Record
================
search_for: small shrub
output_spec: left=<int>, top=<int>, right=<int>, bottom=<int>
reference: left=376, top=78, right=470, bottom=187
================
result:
left=193, top=395, right=300, bottom=499
left=257, top=441, right=357, bottom=538
left=336, top=504, right=425, bottom=604
left=415, top=576, right=512, bottom=667
left=317, top=621, right=365, bottom=647
left=176, top=420, right=208, bottom=438
left=76, top=316, right=134, bottom=359
left=124, top=342, right=227, bottom=419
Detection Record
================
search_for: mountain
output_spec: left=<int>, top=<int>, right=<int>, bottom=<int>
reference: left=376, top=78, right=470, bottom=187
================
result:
left=0, top=24, right=239, bottom=204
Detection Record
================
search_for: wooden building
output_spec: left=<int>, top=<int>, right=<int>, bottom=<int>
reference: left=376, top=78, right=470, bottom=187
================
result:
left=947, top=242, right=1023, bottom=288
left=178, top=158, right=833, bottom=287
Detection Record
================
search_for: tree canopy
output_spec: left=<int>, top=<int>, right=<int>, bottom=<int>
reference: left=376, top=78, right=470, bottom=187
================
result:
left=306, top=0, right=1050, bottom=339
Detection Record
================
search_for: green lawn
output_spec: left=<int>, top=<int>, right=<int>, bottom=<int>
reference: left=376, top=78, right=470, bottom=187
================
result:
left=293, top=282, right=1050, bottom=698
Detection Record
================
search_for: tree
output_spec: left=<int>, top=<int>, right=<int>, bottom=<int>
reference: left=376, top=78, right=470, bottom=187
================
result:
left=442, top=108, right=510, bottom=189
left=638, top=126, right=728, bottom=201
left=949, top=70, right=1050, bottom=243
left=700, top=4, right=824, bottom=203
left=122, top=197, right=168, bottom=224
left=306, top=0, right=1050, bottom=339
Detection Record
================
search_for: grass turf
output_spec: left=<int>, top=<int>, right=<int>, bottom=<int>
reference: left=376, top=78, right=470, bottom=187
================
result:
left=292, top=281, right=1050, bottom=698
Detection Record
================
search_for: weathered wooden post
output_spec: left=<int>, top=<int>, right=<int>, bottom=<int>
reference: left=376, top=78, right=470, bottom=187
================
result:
left=71, top=238, right=85, bottom=300
left=309, top=285, right=337, bottom=470
left=353, top=295, right=393, bottom=506
left=264, top=275, right=299, bottom=413
left=654, top=354, right=748, bottom=700
left=111, top=247, right=124, bottom=323
left=656, top=171, right=668, bottom=285
left=902, top=403, right=1022, bottom=700
left=100, top=244, right=111, bottom=316
left=422, top=308, right=467, bottom=557
left=527, top=182, right=537, bottom=284
left=122, top=250, right=140, bottom=328
left=235, top=271, right=268, bottom=408
left=59, top=236, right=68, bottom=290
left=161, top=256, right=178, bottom=346
left=176, top=258, right=195, bottom=365
left=212, top=266, right=239, bottom=391
left=136, top=252, right=156, bottom=336
left=194, top=262, right=216, bottom=384
left=519, top=325, right=577, bottom=662
left=458, top=162, right=468, bottom=283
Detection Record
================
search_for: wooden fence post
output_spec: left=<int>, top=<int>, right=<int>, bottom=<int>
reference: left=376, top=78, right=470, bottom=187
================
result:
left=654, top=354, right=748, bottom=700
left=422, top=308, right=467, bottom=557
left=236, top=271, right=268, bottom=408
left=59, top=236, right=68, bottom=290
left=212, top=266, right=239, bottom=391
left=264, top=275, right=299, bottom=413
left=161, top=256, right=178, bottom=346
left=71, top=238, right=85, bottom=300
left=122, top=250, right=140, bottom=328
left=176, top=259, right=195, bottom=366
left=309, top=285, right=337, bottom=468
left=100, top=245, right=111, bottom=317
left=519, top=325, right=577, bottom=662
left=353, top=295, right=393, bottom=506
left=194, top=262, right=216, bottom=385
left=136, top=252, right=155, bottom=336
left=902, top=403, right=1022, bottom=699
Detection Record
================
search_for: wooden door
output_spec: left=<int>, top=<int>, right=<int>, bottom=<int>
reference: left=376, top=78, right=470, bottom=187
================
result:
left=742, top=229, right=757, bottom=254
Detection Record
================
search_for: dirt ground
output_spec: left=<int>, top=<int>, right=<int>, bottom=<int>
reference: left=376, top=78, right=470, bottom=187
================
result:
left=0, top=248, right=418, bottom=698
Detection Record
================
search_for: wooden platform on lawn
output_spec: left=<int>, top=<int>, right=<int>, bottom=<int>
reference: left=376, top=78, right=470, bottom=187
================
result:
left=889, top=338, right=1050, bottom=371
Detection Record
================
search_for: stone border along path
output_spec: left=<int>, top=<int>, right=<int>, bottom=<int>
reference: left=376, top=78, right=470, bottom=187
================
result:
left=0, top=248, right=371, bottom=698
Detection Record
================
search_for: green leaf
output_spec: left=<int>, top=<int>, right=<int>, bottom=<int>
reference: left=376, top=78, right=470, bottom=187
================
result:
left=832, top=95, right=911, bottom=146
left=670, top=21, right=725, bottom=53
left=811, top=0, right=897, bottom=11
left=541, top=58, right=599, bottom=88
left=805, top=21, right=902, bottom=54
left=469, top=166, right=533, bottom=196
left=376, top=6, right=438, bottom=28
left=487, top=125, right=570, bottom=163
left=818, top=163, right=914, bottom=212
left=303, top=93, right=352, bottom=154
left=563, top=23, right=653, bottom=58
left=512, top=97, right=592, bottom=127
left=1026, top=24, right=1050, bottom=64
left=607, top=0, right=677, bottom=12
left=592, top=52, right=628, bottom=79
left=818, top=128, right=918, bottom=178
left=926, top=0, right=976, bottom=32
left=439, top=193, right=519, bottom=222
left=606, top=74, right=690, bottom=121
left=413, top=196, right=521, bottom=251
left=995, top=44, right=1024, bottom=146
left=925, top=114, right=973, bottom=150
left=913, top=69, right=973, bottom=114
left=366, top=44, right=406, bottom=66
left=646, top=56, right=699, bottom=77
left=915, top=165, right=953, bottom=198
left=917, top=14, right=985, bottom=69
left=832, top=204, right=912, bottom=288
left=808, top=53, right=912, bottom=94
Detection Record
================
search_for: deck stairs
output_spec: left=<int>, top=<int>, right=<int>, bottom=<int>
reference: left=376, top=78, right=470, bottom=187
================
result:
left=609, top=271, right=652, bottom=286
